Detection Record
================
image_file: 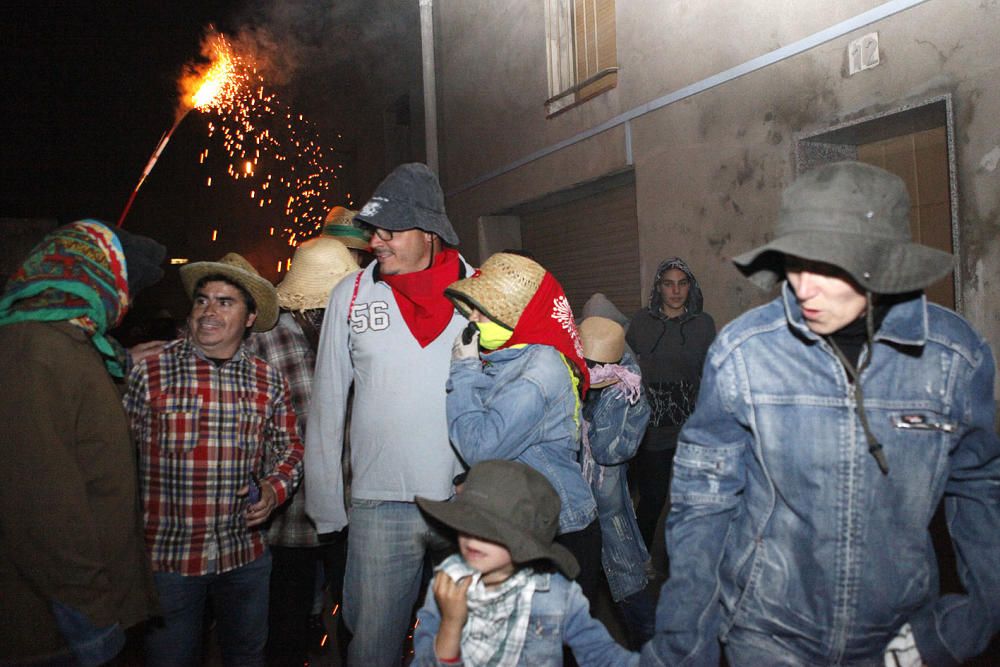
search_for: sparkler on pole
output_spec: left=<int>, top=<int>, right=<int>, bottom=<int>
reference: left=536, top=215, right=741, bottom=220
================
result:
left=116, top=27, right=348, bottom=239
left=116, top=29, right=238, bottom=228
left=116, top=111, right=190, bottom=227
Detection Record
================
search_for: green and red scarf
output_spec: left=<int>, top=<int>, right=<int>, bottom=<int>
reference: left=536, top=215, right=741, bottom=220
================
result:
left=0, top=220, right=130, bottom=377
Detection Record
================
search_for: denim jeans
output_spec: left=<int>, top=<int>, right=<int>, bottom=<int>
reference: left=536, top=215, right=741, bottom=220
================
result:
left=145, top=551, right=271, bottom=667
left=344, top=499, right=436, bottom=666
left=724, top=628, right=884, bottom=667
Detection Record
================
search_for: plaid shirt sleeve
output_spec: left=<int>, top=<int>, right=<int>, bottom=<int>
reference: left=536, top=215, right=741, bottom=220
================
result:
left=123, top=361, right=151, bottom=447
left=261, top=368, right=304, bottom=506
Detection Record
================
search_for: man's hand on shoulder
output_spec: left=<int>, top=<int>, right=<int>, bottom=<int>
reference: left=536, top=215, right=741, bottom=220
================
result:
left=128, top=340, right=167, bottom=365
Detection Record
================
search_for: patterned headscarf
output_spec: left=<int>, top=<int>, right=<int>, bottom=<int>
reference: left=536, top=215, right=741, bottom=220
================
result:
left=0, top=220, right=130, bottom=377
left=497, top=272, right=590, bottom=396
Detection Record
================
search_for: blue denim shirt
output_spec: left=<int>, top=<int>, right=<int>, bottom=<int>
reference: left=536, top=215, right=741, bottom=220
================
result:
left=583, top=350, right=651, bottom=601
left=414, top=568, right=638, bottom=666
left=448, top=344, right=597, bottom=533
left=642, top=284, right=1000, bottom=667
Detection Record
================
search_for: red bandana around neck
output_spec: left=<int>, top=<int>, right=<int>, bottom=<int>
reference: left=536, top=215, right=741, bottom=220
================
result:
left=499, top=272, right=590, bottom=396
left=381, top=247, right=461, bottom=347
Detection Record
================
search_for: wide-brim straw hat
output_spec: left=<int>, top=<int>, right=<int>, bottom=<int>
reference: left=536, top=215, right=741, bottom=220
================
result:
left=180, top=252, right=279, bottom=331
left=322, top=206, right=370, bottom=252
left=416, top=460, right=579, bottom=579
left=276, top=236, right=360, bottom=311
left=354, top=163, right=459, bottom=246
left=445, top=252, right=545, bottom=329
left=579, top=316, right=625, bottom=388
left=733, top=161, right=953, bottom=294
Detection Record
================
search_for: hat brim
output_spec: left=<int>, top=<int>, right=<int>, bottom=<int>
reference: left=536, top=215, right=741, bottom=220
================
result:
left=733, top=231, right=954, bottom=294
left=276, top=268, right=357, bottom=311
left=444, top=287, right=515, bottom=330
left=329, top=236, right=373, bottom=252
left=180, top=262, right=279, bottom=331
left=416, top=496, right=579, bottom=579
left=355, top=198, right=459, bottom=246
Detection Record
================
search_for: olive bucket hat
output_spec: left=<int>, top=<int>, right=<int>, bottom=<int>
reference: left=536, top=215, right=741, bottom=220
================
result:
left=732, top=161, right=954, bottom=294
left=354, top=163, right=459, bottom=246
left=416, top=460, right=580, bottom=579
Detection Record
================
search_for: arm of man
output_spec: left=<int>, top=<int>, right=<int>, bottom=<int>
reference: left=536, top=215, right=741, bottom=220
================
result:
left=247, top=373, right=303, bottom=526
left=446, top=351, right=555, bottom=465
left=304, top=277, right=356, bottom=533
left=909, top=340, right=1000, bottom=665
left=640, top=347, right=749, bottom=667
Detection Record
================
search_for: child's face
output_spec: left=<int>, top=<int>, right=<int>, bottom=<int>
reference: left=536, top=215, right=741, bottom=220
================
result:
left=459, top=534, right=516, bottom=586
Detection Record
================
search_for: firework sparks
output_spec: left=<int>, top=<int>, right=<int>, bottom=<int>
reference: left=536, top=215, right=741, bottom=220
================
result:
left=118, top=27, right=347, bottom=237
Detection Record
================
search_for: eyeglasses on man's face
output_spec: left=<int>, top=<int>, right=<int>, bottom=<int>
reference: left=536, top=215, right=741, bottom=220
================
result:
left=359, top=223, right=394, bottom=242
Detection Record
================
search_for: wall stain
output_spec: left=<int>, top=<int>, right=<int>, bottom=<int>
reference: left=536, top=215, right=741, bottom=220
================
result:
left=735, top=151, right=754, bottom=187
left=707, top=232, right=732, bottom=255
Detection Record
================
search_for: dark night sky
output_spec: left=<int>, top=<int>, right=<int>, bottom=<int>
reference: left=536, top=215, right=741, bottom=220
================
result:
left=1, top=1, right=421, bottom=323
left=2, top=1, right=250, bottom=221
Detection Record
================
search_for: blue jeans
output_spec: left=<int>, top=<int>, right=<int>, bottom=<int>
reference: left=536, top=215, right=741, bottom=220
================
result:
left=344, top=500, right=434, bottom=666
left=724, top=628, right=884, bottom=667
left=145, top=552, right=271, bottom=667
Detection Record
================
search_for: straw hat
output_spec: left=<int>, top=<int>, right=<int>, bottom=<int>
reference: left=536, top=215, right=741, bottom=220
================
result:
left=578, top=317, right=626, bottom=388
left=445, top=252, right=545, bottom=329
left=180, top=252, right=279, bottom=331
left=276, top=236, right=359, bottom=311
left=416, top=460, right=579, bottom=578
left=322, top=206, right=371, bottom=252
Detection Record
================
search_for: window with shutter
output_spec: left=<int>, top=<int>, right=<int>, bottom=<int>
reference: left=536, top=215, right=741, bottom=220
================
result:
left=545, top=0, right=618, bottom=116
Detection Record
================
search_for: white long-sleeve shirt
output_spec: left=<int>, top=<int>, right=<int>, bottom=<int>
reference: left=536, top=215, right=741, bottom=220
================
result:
left=305, top=260, right=470, bottom=533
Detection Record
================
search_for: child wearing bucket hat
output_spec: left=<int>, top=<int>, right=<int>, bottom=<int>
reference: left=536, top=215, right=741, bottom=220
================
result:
left=413, top=460, right=637, bottom=666
left=644, top=162, right=1000, bottom=667
left=444, top=253, right=606, bottom=611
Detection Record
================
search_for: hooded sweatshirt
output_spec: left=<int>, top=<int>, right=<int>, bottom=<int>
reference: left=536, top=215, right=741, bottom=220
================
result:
left=626, top=258, right=716, bottom=450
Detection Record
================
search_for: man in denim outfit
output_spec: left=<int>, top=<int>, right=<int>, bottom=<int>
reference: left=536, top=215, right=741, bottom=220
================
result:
left=642, top=162, right=1000, bottom=666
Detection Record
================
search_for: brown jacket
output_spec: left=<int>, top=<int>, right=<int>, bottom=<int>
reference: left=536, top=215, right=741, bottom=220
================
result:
left=0, top=321, right=156, bottom=663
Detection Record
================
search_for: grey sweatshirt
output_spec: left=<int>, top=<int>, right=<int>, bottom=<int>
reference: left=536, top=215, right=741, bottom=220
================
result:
left=305, top=260, right=470, bottom=533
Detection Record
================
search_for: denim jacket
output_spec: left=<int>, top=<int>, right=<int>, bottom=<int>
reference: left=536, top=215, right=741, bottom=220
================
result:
left=448, top=344, right=597, bottom=533
left=642, top=284, right=1000, bottom=667
left=583, top=350, right=651, bottom=601
left=414, top=568, right=639, bottom=666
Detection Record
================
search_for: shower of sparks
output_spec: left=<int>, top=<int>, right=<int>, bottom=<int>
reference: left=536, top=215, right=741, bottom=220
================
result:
left=181, top=28, right=346, bottom=241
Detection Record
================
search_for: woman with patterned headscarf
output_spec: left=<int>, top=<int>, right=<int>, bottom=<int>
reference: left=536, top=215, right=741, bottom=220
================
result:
left=0, top=220, right=164, bottom=666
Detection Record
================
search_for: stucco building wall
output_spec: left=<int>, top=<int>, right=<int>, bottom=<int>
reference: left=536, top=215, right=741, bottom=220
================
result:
left=434, top=1, right=1000, bottom=369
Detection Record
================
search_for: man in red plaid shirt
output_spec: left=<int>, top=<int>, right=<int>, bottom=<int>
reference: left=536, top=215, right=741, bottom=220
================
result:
left=125, top=252, right=304, bottom=667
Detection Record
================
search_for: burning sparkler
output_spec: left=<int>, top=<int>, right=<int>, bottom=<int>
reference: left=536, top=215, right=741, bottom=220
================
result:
left=117, top=29, right=240, bottom=227
left=117, top=28, right=346, bottom=237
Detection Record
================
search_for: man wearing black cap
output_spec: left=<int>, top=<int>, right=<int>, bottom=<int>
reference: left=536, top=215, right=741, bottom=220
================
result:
left=642, top=162, right=1000, bottom=666
left=306, top=163, right=473, bottom=665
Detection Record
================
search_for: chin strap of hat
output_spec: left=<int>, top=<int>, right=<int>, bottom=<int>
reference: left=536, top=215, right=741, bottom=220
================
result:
left=826, top=292, right=890, bottom=475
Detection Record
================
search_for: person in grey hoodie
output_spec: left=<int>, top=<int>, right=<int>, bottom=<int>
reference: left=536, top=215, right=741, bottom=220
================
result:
left=626, top=258, right=715, bottom=550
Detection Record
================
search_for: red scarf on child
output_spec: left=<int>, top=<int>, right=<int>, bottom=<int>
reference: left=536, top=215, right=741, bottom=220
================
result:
left=498, top=272, right=590, bottom=396
left=381, top=247, right=462, bottom=347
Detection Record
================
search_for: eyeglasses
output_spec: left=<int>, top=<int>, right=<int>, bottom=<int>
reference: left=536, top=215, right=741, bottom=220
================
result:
left=359, top=222, right=394, bottom=242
